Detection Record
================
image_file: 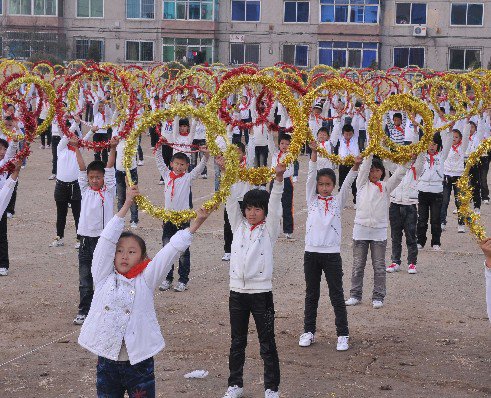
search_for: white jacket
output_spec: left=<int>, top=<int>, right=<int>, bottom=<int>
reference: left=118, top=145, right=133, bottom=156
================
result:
left=354, top=155, right=407, bottom=229
left=443, top=123, right=470, bottom=177
left=387, top=153, right=425, bottom=205
left=305, top=160, right=357, bottom=253
left=0, top=177, right=16, bottom=217
left=78, top=216, right=193, bottom=365
left=226, top=180, right=283, bottom=292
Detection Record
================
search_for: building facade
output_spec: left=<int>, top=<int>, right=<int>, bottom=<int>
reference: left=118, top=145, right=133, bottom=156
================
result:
left=0, top=0, right=489, bottom=71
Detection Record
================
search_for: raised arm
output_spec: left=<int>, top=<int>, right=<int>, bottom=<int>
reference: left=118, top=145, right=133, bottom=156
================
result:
left=338, top=156, right=361, bottom=207
left=265, top=164, right=285, bottom=241
left=155, top=145, right=170, bottom=179
left=106, top=137, right=118, bottom=169
left=386, top=163, right=410, bottom=193
left=189, top=149, right=209, bottom=180
left=329, top=121, right=341, bottom=147
left=356, top=154, right=372, bottom=190
left=461, top=121, right=471, bottom=153
left=306, top=142, right=318, bottom=204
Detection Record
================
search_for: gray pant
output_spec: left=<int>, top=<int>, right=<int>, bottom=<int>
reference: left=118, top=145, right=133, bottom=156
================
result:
left=350, top=240, right=387, bottom=302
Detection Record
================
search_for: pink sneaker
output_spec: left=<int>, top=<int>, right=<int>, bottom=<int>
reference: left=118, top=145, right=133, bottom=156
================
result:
left=386, top=263, right=400, bottom=273
left=408, top=264, right=417, bottom=274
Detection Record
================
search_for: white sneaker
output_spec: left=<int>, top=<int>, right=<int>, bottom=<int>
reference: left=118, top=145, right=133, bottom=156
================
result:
left=174, top=282, right=188, bottom=292
left=432, top=245, right=441, bottom=251
left=336, top=336, right=349, bottom=351
left=39, top=145, right=45, bottom=149
left=417, top=244, right=424, bottom=250
left=265, top=390, right=279, bottom=398
left=73, top=314, right=86, bottom=325
left=6, top=212, right=13, bottom=219
left=223, top=385, right=243, bottom=398
left=475, top=208, right=481, bottom=215
left=48, top=174, right=56, bottom=180
left=345, top=297, right=360, bottom=306
left=21, top=165, right=25, bottom=169
left=386, top=263, right=400, bottom=273
left=458, top=225, right=466, bottom=233
left=372, top=300, right=384, bottom=309
left=201, top=174, right=208, bottom=179
left=452, top=209, right=458, bottom=214
left=137, top=160, right=144, bottom=166
left=353, top=203, right=357, bottom=210
left=50, top=236, right=64, bottom=247
left=0, top=267, right=8, bottom=276
left=159, top=280, right=172, bottom=291
left=158, top=180, right=165, bottom=185
left=284, top=233, right=293, bottom=239
left=408, top=264, right=417, bottom=274
left=222, top=253, right=231, bottom=261
left=441, top=223, right=446, bottom=231
left=75, top=240, right=80, bottom=249
left=292, top=176, right=298, bottom=183
left=298, top=332, right=315, bottom=347
left=130, top=221, right=138, bottom=229
left=484, top=199, right=490, bottom=205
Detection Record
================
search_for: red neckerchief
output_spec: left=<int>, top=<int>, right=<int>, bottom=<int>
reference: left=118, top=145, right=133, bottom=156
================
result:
left=179, top=130, right=190, bottom=136
left=91, top=185, right=107, bottom=204
left=345, top=138, right=350, bottom=149
left=428, top=151, right=439, bottom=168
left=118, top=258, right=151, bottom=279
left=395, top=125, right=404, bottom=133
left=250, top=220, right=265, bottom=231
left=318, top=196, right=333, bottom=215
left=240, top=155, right=247, bottom=168
left=314, top=114, right=320, bottom=124
left=452, top=141, right=462, bottom=153
left=167, top=171, right=185, bottom=199
left=101, top=109, right=105, bottom=123
left=372, top=181, right=383, bottom=192
left=411, top=163, right=417, bottom=180
left=67, top=145, right=76, bottom=152
left=276, top=150, right=283, bottom=165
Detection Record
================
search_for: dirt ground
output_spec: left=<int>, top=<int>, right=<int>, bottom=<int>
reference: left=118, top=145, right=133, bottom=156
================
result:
left=0, top=135, right=490, bottom=398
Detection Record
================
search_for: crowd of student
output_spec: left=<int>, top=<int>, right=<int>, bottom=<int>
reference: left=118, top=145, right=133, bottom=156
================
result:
left=0, top=82, right=490, bottom=398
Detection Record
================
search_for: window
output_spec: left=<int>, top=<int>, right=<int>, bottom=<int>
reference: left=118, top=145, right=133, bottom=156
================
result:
left=282, top=44, right=309, bottom=67
left=231, top=0, right=260, bottom=22
left=320, top=0, right=379, bottom=24
left=77, top=0, right=103, bottom=17
left=393, top=47, right=424, bottom=67
left=126, top=41, right=154, bottom=62
left=451, top=3, right=483, bottom=26
left=230, top=43, right=260, bottom=64
left=127, top=0, right=154, bottom=18
left=4, top=31, right=62, bottom=59
left=284, top=1, right=309, bottom=22
left=163, top=0, right=214, bottom=20
left=395, top=3, right=426, bottom=24
left=162, top=38, right=214, bottom=64
left=9, top=0, right=56, bottom=15
left=319, top=41, right=378, bottom=68
left=449, top=48, right=481, bottom=70
left=75, top=39, right=104, bottom=60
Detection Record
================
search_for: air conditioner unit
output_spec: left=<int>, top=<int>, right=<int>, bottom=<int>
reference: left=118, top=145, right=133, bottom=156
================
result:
left=413, top=25, right=427, bottom=37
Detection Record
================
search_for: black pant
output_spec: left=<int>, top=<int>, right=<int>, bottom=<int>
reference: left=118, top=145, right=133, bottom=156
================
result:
left=162, top=221, right=191, bottom=284
left=39, top=118, right=52, bottom=147
left=224, top=208, right=233, bottom=254
left=255, top=145, right=268, bottom=168
left=358, top=130, right=367, bottom=152
left=228, top=291, right=280, bottom=392
left=0, top=213, right=8, bottom=269
left=479, top=156, right=489, bottom=201
left=78, top=236, right=99, bottom=315
left=417, top=191, right=442, bottom=247
left=54, top=180, right=82, bottom=239
left=93, top=132, right=110, bottom=165
left=441, top=175, right=464, bottom=225
left=51, top=135, right=61, bottom=175
left=303, top=252, right=348, bottom=336
left=389, top=203, right=418, bottom=265
left=150, top=126, right=159, bottom=148
left=469, top=164, right=482, bottom=209
left=270, top=177, right=294, bottom=234
left=338, top=164, right=357, bottom=204
left=232, top=134, right=242, bottom=145
left=85, top=103, right=93, bottom=122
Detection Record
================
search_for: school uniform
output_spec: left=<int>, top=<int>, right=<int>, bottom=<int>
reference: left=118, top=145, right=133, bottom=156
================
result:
left=191, top=120, right=207, bottom=176
left=251, top=97, right=275, bottom=168
left=92, top=101, right=113, bottom=165
left=332, top=123, right=359, bottom=203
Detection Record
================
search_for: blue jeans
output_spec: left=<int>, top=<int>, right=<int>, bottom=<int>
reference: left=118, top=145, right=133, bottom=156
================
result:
left=116, top=169, right=139, bottom=224
left=162, top=221, right=191, bottom=284
left=96, top=356, right=155, bottom=398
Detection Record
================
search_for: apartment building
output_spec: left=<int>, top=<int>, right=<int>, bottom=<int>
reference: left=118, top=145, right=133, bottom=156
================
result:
left=0, top=1, right=489, bottom=71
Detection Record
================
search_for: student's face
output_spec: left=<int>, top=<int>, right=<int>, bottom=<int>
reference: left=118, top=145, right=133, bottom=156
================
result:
left=393, top=117, right=402, bottom=126
left=312, top=108, right=321, bottom=116
left=114, top=237, right=144, bottom=274
left=87, top=170, right=105, bottom=190
left=236, top=147, right=245, bottom=158
left=0, top=145, right=7, bottom=161
left=179, top=124, right=189, bottom=134
left=245, top=205, right=266, bottom=225
left=428, top=142, right=439, bottom=154
left=279, top=139, right=290, bottom=153
left=343, top=131, right=354, bottom=141
left=98, top=103, right=104, bottom=113
left=470, top=124, right=476, bottom=134
left=170, top=158, right=189, bottom=174
left=317, top=175, right=335, bottom=197
left=369, top=167, right=383, bottom=183
left=317, top=131, right=329, bottom=142
left=452, top=132, right=461, bottom=145
left=4, top=119, right=14, bottom=131
left=241, top=96, right=248, bottom=105
left=6, top=106, right=15, bottom=116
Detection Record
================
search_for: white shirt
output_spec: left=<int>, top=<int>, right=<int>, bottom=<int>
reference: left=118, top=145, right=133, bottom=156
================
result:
left=0, top=141, right=18, bottom=189
left=0, top=177, right=17, bottom=217
left=77, top=168, right=116, bottom=237
left=268, top=139, right=294, bottom=178
left=56, top=136, right=79, bottom=182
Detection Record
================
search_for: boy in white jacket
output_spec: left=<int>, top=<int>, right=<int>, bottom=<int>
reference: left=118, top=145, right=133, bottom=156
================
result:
left=78, top=185, right=212, bottom=397
left=221, top=161, right=286, bottom=398
left=346, top=155, right=407, bottom=309
left=299, top=141, right=361, bottom=351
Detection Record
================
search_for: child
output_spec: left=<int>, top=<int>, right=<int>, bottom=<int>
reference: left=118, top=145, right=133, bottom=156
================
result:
left=417, top=133, right=451, bottom=250
left=91, top=99, right=113, bottom=165
left=299, top=141, right=361, bottom=351
left=346, top=155, right=407, bottom=309
left=332, top=123, right=359, bottom=205
left=156, top=148, right=209, bottom=292
left=386, top=152, right=425, bottom=274
left=221, top=161, right=286, bottom=398
left=239, top=95, right=252, bottom=145
left=315, top=126, right=336, bottom=170
left=465, top=120, right=486, bottom=214
left=268, top=132, right=294, bottom=239
left=0, top=160, right=21, bottom=221
left=385, top=112, right=406, bottom=145
left=251, top=96, right=275, bottom=168
left=72, top=137, right=117, bottom=325
left=441, top=125, right=470, bottom=233
left=78, top=185, right=212, bottom=397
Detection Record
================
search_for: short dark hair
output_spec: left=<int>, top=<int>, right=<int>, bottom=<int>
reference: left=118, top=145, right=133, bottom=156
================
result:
left=432, top=132, right=443, bottom=151
left=4, top=116, right=12, bottom=122
left=171, top=152, right=190, bottom=164
left=317, top=127, right=329, bottom=136
left=119, top=232, right=148, bottom=260
left=439, top=107, right=445, bottom=113
left=371, top=157, right=386, bottom=180
left=234, top=142, right=246, bottom=154
left=86, top=160, right=105, bottom=175
left=0, top=138, right=9, bottom=149
left=178, top=118, right=190, bottom=127
left=393, top=113, right=403, bottom=120
left=355, top=100, right=362, bottom=108
left=342, top=124, right=354, bottom=133
left=469, top=121, right=477, bottom=130
left=278, top=132, right=291, bottom=145
left=452, top=128, right=462, bottom=140
left=241, top=189, right=270, bottom=218
left=317, top=168, right=336, bottom=187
